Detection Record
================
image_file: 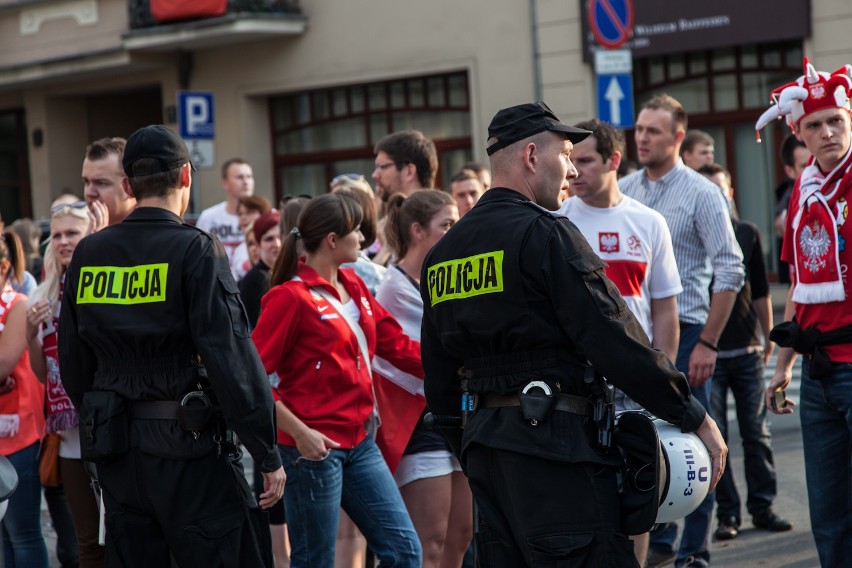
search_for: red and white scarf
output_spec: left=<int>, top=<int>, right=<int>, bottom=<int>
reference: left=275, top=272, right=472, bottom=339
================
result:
left=43, top=279, right=77, bottom=434
left=791, top=146, right=852, bottom=304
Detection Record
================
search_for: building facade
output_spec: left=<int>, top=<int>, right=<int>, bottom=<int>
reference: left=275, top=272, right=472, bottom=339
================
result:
left=0, top=0, right=846, bottom=276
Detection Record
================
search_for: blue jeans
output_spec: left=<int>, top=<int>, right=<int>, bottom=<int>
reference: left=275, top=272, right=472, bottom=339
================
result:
left=799, top=361, right=852, bottom=567
left=710, top=351, right=777, bottom=521
left=1, top=442, right=48, bottom=568
left=651, top=323, right=714, bottom=568
left=279, top=436, right=422, bottom=567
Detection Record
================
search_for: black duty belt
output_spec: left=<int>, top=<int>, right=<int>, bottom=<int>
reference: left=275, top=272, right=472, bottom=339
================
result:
left=478, top=393, right=592, bottom=417
left=129, top=391, right=215, bottom=435
left=129, top=401, right=180, bottom=420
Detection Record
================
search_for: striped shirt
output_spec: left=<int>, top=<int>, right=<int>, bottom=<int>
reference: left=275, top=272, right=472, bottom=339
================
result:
left=619, top=160, right=744, bottom=325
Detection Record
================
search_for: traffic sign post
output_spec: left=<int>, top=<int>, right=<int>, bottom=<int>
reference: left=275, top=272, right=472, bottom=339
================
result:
left=596, top=74, right=635, bottom=128
left=588, top=0, right=633, bottom=49
left=593, top=48, right=634, bottom=129
left=178, top=91, right=215, bottom=169
left=588, top=1, right=636, bottom=128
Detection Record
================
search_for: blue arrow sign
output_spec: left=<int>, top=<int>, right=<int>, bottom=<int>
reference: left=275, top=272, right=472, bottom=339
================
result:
left=596, top=74, right=634, bottom=128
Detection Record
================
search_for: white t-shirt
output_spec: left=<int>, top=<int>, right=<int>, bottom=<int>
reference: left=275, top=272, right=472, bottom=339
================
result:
left=372, top=265, right=424, bottom=397
left=196, top=201, right=244, bottom=279
left=558, top=195, right=682, bottom=341
left=231, top=242, right=251, bottom=281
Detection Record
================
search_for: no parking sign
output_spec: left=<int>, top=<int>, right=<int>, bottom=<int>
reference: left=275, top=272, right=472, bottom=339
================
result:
left=588, top=0, right=633, bottom=49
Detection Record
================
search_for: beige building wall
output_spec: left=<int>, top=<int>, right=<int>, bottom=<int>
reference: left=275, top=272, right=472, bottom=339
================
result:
left=536, top=0, right=595, bottom=125
left=808, top=1, right=852, bottom=69
left=6, top=0, right=852, bottom=216
left=186, top=0, right=542, bottom=209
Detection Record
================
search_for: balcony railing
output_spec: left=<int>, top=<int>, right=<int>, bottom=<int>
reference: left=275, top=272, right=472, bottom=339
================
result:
left=128, top=0, right=302, bottom=29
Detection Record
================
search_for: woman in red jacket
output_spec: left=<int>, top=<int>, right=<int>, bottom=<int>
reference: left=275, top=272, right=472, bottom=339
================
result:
left=252, top=193, right=422, bottom=567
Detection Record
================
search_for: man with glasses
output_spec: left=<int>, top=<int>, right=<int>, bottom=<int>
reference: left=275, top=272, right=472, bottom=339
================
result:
left=372, top=130, right=438, bottom=201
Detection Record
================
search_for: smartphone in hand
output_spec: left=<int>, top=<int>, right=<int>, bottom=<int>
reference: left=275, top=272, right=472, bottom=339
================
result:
left=771, top=390, right=787, bottom=411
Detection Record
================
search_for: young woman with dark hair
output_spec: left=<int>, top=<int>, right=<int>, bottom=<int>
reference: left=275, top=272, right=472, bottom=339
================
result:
left=254, top=193, right=423, bottom=567
left=375, top=190, right=472, bottom=568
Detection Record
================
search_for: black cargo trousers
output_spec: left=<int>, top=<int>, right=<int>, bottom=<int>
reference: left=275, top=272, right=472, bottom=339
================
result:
left=465, top=443, right=639, bottom=568
left=98, top=446, right=272, bottom=567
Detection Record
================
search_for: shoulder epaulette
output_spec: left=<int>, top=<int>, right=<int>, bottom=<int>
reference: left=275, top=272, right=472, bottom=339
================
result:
left=518, top=198, right=560, bottom=221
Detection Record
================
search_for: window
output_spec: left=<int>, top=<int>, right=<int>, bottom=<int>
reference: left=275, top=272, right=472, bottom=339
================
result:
left=269, top=71, right=472, bottom=199
left=631, top=41, right=803, bottom=281
left=0, top=110, right=31, bottom=222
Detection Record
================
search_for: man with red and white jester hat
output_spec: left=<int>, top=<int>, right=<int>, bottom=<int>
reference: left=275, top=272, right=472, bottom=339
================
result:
left=757, top=57, right=852, bottom=567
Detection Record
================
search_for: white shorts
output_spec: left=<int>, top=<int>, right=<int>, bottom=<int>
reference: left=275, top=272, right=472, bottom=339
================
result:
left=393, top=450, right=462, bottom=488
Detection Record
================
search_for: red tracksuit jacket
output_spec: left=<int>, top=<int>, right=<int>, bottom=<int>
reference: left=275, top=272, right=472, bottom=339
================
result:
left=252, top=262, right=422, bottom=448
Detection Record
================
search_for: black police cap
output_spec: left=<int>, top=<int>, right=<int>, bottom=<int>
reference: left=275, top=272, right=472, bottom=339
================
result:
left=123, top=125, right=194, bottom=176
left=486, top=101, right=592, bottom=156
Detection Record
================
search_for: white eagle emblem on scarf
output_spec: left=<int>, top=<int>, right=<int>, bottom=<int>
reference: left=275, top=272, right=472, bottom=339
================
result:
left=799, top=221, right=831, bottom=273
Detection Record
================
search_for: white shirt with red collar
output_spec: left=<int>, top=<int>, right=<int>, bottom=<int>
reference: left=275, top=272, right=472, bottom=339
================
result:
left=558, top=195, right=682, bottom=341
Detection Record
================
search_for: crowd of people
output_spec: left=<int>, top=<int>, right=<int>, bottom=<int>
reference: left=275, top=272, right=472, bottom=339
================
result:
left=0, top=55, right=849, bottom=568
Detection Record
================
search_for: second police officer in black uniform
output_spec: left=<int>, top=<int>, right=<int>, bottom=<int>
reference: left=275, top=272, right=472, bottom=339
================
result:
left=59, top=125, right=285, bottom=567
left=420, top=102, right=727, bottom=567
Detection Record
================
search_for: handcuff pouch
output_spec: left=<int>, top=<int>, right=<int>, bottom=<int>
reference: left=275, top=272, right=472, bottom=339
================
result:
left=518, top=381, right=556, bottom=424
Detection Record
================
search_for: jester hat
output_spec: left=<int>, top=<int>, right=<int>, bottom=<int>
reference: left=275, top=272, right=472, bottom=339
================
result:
left=755, top=57, right=852, bottom=142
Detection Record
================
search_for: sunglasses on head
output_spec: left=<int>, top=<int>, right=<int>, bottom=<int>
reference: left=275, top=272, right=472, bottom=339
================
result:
left=331, top=173, right=366, bottom=186
left=51, top=201, right=87, bottom=216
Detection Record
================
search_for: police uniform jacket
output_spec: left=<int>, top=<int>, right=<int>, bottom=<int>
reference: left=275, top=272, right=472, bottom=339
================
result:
left=420, top=188, right=706, bottom=466
left=59, top=207, right=281, bottom=474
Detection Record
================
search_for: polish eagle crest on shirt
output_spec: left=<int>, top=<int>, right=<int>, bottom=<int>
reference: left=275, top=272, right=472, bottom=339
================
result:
left=599, top=232, right=619, bottom=253
left=799, top=220, right=831, bottom=273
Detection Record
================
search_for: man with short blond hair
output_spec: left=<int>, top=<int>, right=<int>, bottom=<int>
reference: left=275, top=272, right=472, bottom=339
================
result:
left=196, top=158, right=255, bottom=279
left=681, top=129, right=715, bottom=170
left=449, top=169, right=484, bottom=217
left=620, top=94, right=744, bottom=568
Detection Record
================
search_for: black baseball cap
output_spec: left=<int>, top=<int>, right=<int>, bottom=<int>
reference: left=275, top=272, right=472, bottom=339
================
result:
left=123, top=125, right=194, bottom=176
left=486, top=101, right=592, bottom=156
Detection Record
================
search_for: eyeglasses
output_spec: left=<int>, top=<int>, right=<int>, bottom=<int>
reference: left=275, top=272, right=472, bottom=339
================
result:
left=374, top=161, right=408, bottom=172
left=51, top=201, right=87, bottom=216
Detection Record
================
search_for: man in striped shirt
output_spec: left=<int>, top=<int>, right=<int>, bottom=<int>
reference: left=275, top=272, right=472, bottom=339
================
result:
left=619, top=94, right=744, bottom=568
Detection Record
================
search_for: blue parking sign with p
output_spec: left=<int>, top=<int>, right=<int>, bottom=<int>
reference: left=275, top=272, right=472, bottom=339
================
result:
left=178, top=92, right=215, bottom=140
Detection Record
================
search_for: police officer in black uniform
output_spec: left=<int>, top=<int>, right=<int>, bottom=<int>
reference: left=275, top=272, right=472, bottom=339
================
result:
left=59, top=125, right=285, bottom=567
left=420, top=103, right=727, bottom=567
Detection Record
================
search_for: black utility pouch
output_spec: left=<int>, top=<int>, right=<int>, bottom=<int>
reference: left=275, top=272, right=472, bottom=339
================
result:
left=518, top=381, right=556, bottom=425
left=79, top=391, right=129, bottom=463
left=177, top=391, right=214, bottom=433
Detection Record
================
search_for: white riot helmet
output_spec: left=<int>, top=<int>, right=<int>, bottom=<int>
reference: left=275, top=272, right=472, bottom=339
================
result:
left=614, top=412, right=711, bottom=533
left=0, top=455, right=17, bottom=521
left=653, top=419, right=711, bottom=523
